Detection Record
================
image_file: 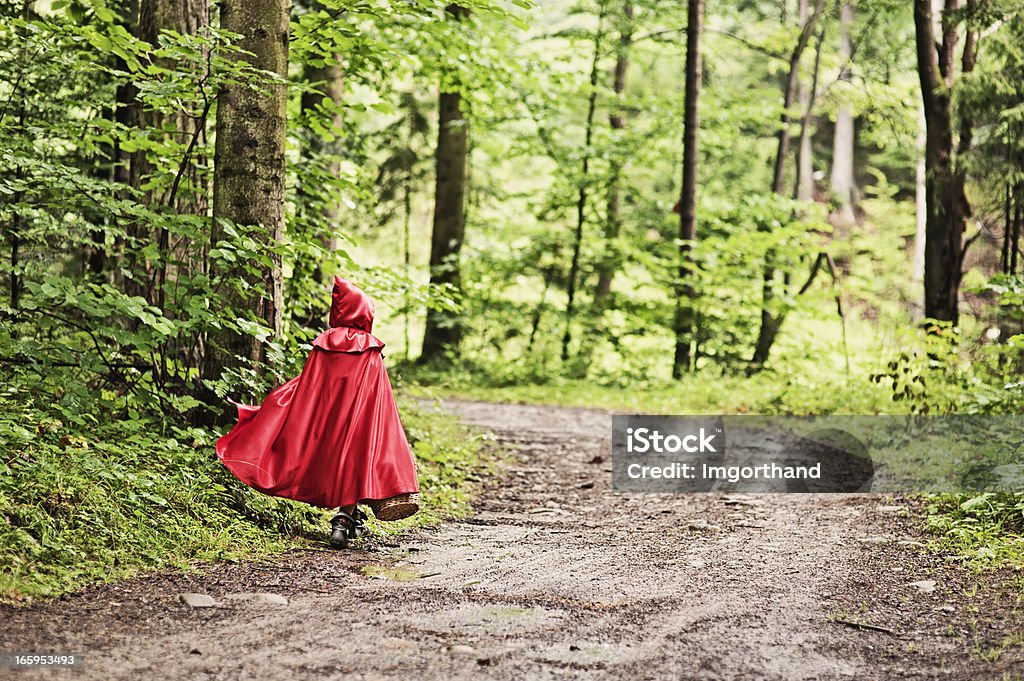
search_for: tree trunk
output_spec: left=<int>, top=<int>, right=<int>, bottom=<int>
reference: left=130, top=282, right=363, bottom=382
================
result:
left=672, top=0, right=703, bottom=378
left=123, top=0, right=209, bottom=304
left=795, top=0, right=815, bottom=202
left=913, top=0, right=975, bottom=324
left=830, top=0, right=857, bottom=226
left=208, top=0, right=289, bottom=378
left=1012, top=183, right=1021, bottom=276
left=751, top=0, right=826, bottom=369
left=593, top=1, right=633, bottom=310
left=561, top=2, right=607, bottom=364
left=421, top=5, right=470, bottom=364
left=769, top=0, right=823, bottom=196
left=300, top=58, right=344, bottom=254
left=295, top=57, right=344, bottom=328
left=913, top=103, right=927, bottom=281
left=795, top=18, right=826, bottom=203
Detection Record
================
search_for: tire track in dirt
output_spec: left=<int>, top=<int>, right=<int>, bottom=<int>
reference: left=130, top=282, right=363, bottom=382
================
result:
left=2, top=398, right=1021, bottom=680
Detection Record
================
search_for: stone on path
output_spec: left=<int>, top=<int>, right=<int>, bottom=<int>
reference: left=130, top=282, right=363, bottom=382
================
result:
left=178, top=593, right=216, bottom=608
left=908, top=580, right=937, bottom=593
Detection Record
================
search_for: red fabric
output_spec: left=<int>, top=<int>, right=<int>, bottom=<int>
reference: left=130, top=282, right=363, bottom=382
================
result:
left=215, top=277, right=419, bottom=509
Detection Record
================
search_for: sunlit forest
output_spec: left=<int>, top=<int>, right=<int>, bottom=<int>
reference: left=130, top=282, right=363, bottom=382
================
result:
left=2, top=0, right=1023, bottom=600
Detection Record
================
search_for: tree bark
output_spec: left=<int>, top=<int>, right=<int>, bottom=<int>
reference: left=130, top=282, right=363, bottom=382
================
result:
left=300, top=59, right=344, bottom=253
left=421, top=5, right=470, bottom=364
left=913, top=0, right=975, bottom=324
left=122, top=0, right=209, bottom=303
left=830, top=0, right=857, bottom=225
left=672, top=0, right=702, bottom=378
left=208, top=0, right=289, bottom=377
left=751, top=0, right=826, bottom=369
left=295, top=57, right=344, bottom=328
left=795, top=0, right=815, bottom=202
left=1012, top=183, right=1021, bottom=275
left=795, top=18, right=826, bottom=203
left=770, top=0, right=824, bottom=196
left=593, top=1, right=633, bottom=310
left=561, top=2, right=607, bottom=364
left=913, top=103, right=927, bottom=281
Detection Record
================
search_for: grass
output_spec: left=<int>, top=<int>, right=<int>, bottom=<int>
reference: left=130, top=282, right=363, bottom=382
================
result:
left=399, top=367, right=903, bottom=416
left=925, top=494, right=1024, bottom=573
left=0, top=396, right=491, bottom=604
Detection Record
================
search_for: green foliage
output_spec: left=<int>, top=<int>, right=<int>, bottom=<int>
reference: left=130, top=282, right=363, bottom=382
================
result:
left=926, top=493, right=1024, bottom=569
left=0, top=0, right=519, bottom=603
left=2, top=0, right=1024, bottom=597
left=0, top=386, right=487, bottom=603
left=0, top=385, right=319, bottom=603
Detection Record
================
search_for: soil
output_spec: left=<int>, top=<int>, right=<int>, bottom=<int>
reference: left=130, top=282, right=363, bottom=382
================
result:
left=2, top=399, right=1022, bottom=680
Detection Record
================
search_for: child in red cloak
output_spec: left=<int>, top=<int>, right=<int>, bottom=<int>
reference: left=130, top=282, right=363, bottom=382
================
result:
left=216, top=276, right=419, bottom=549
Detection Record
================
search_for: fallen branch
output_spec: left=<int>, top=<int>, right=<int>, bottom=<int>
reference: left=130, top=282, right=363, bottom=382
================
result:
left=832, top=618, right=896, bottom=635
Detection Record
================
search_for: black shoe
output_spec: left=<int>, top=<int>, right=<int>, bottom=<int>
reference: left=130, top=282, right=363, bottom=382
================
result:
left=350, top=507, right=368, bottom=539
left=329, top=512, right=355, bottom=549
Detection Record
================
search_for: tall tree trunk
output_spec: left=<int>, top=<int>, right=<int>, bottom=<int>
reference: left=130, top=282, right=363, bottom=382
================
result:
left=913, top=103, right=927, bottom=281
left=1012, top=183, right=1021, bottom=276
left=561, top=2, right=608, bottom=364
left=672, top=0, right=703, bottom=378
left=751, top=0, right=826, bottom=369
left=769, top=0, right=823, bottom=197
left=207, top=0, right=289, bottom=380
left=830, top=0, right=857, bottom=226
left=913, top=0, right=976, bottom=324
left=421, top=5, right=470, bottom=364
left=8, top=0, right=29, bottom=308
left=300, top=58, right=344, bottom=255
left=295, top=57, right=344, bottom=328
left=795, top=19, right=826, bottom=203
left=124, top=0, right=209, bottom=304
left=795, top=0, right=815, bottom=202
left=593, top=1, right=633, bottom=310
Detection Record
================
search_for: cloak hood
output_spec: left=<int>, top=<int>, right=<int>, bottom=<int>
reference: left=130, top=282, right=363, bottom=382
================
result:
left=329, top=276, right=374, bottom=332
left=314, top=276, right=384, bottom=354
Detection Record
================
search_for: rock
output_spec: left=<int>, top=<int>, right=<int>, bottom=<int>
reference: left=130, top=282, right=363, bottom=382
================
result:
left=908, top=580, right=937, bottom=593
left=222, top=592, right=289, bottom=607
left=579, top=481, right=595, bottom=489
left=178, top=593, right=216, bottom=608
left=447, top=645, right=476, bottom=658
left=721, top=496, right=763, bottom=507
left=938, top=604, right=955, bottom=613
left=876, top=506, right=905, bottom=513
left=857, top=536, right=890, bottom=545
left=687, top=520, right=709, bottom=531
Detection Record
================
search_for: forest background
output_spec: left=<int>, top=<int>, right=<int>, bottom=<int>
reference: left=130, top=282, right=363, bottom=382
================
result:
left=1, top=0, right=1023, bottom=601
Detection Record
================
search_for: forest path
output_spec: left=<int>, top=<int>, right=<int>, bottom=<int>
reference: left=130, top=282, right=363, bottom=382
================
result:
left=3, top=399, right=1021, bottom=680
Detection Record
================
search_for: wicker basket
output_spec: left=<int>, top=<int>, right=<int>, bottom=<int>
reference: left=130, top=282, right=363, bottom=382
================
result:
left=368, top=492, right=419, bottom=521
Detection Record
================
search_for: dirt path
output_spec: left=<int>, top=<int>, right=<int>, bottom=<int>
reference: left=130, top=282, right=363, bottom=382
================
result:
left=3, top=399, right=1022, bottom=680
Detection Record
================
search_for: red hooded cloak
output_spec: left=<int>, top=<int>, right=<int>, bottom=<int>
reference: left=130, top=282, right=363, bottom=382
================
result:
left=215, top=277, right=419, bottom=509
